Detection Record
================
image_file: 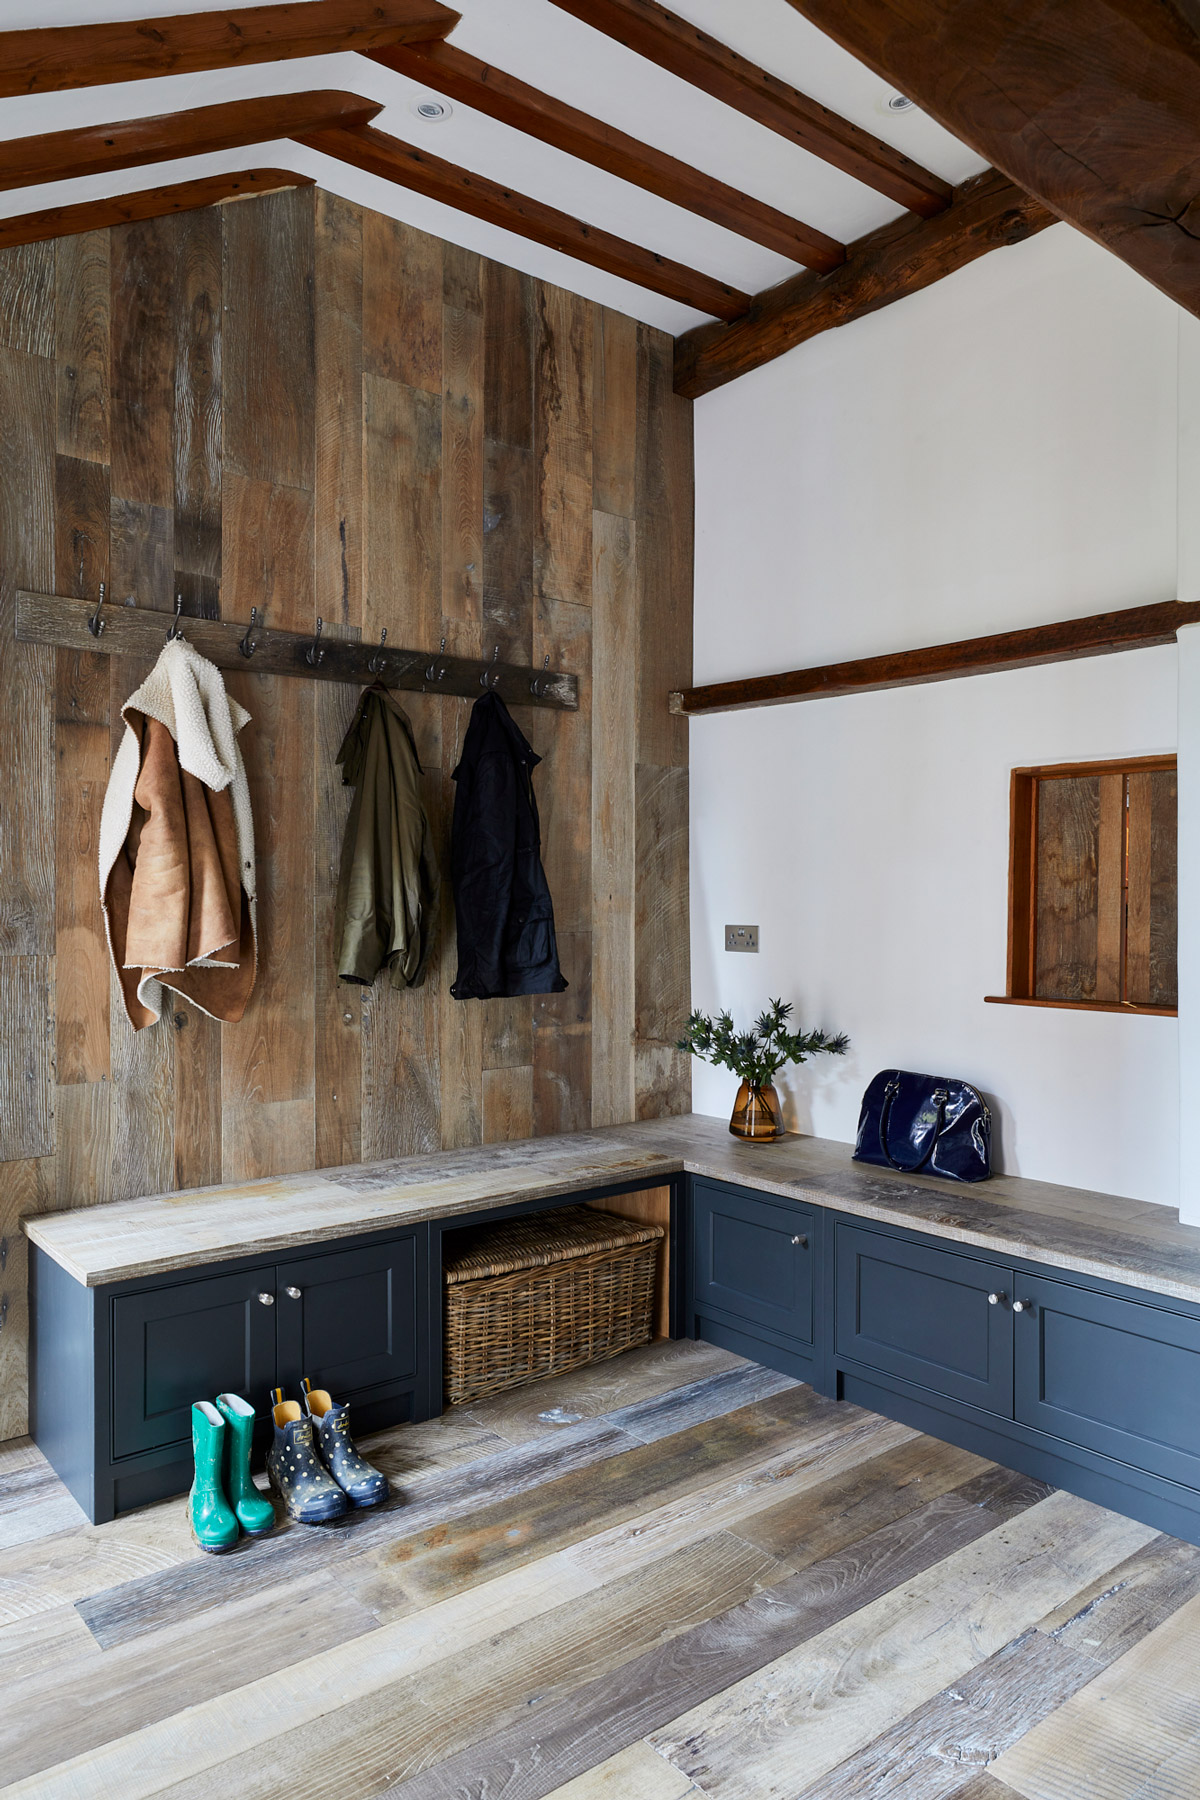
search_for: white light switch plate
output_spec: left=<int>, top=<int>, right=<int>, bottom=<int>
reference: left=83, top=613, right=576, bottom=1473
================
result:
left=725, top=925, right=759, bottom=952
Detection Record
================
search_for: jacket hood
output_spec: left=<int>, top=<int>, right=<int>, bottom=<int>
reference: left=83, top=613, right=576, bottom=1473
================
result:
left=121, top=637, right=251, bottom=793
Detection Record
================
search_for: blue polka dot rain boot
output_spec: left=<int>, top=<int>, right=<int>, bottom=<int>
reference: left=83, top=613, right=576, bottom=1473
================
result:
left=187, top=1401, right=239, bottom=1554
left=215, top=1392, right=275, bottom=1538
left=266, top=1387, right=349, bottom=1525
left=301, top=1377, right=390, bottom=1509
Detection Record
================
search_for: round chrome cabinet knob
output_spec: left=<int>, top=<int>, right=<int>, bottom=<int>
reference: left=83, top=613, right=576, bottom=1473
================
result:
left=988, top=1292, right=1006, bottom=1306
left=791, top=1234, right=807, bottom=1247
left=257, top=1291, right=275, bottom=1306
left=285, top=1286, right=302, bottom=1299
left=1012, top=1299, right=1034, bottom=1314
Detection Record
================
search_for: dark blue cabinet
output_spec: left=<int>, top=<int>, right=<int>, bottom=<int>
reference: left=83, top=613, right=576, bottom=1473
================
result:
left=35, top=1156, right=1200, bottom=1550
left=33, top=1224, right=430, bottom=1523
left=1014, top=1274, right=1200, bottom=1490
left=835, top=1224, right=1014, bottom=1416
left=34, top=1176, right=681, bottom=1524
left=112, top=1234, right=426, bottom=1469
left=827, top=1211, right=1200, bottom=1547
left=690, top=1178, right=820, bottom=1380
left=276, top=1238, right=421, bottom=1401
left=111, top=1268, right=278, bottom=1461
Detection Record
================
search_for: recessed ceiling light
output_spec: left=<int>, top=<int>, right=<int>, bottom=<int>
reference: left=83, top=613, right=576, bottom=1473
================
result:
left=412, top=97, right=452, bottom=120
left=887, top=93, right=917, bottom=113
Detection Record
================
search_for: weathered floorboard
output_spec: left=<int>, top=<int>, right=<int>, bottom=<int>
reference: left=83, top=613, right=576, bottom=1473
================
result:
left=992, top=1583, right=1200, bottom=1800
left=379, top=1466, right=1050, bottom=1800
left=153, top=1536, right=789, bottom=1800
left=651, top=1494, right=1154, bottom=1800
left=1, top=1340, right=1189, bottom=1800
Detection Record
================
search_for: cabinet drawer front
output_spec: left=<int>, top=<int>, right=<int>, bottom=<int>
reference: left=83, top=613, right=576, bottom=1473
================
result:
left=112, top=1270, right=277, bottom=1460
left=276, top=1237, right=421, bottom=1399
left=835, top=1225, right=1013, bottom=1415
left=1014, top=1275, right=1200, bottom=1488
left=692, top=1180, right=815, bottom=1346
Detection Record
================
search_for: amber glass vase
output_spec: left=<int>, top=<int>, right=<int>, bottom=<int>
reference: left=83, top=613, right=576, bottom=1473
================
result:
left=729, top=1081, right=784, bottom=1141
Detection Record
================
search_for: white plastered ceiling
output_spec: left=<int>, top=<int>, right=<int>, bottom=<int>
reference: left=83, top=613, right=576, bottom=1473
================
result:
left=0, top=0, right=987, bottom=334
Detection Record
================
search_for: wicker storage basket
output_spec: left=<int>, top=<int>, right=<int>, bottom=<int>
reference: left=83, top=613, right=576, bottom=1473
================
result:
left=443, top=1205, right=664, bottom=1406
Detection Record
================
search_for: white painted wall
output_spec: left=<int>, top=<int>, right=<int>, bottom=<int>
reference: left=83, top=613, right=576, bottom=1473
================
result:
left=1176, top=317, right=1200, bottom=1222
left=690, top=224, right=1184, bottom=1208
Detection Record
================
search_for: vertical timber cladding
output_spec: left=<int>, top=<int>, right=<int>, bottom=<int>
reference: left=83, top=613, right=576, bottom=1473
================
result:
left=0, top=187, right=693, bottom=1440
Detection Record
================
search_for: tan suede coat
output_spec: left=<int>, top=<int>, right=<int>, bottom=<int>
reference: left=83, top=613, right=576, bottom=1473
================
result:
left=100, top=640, right=257, bottom=1029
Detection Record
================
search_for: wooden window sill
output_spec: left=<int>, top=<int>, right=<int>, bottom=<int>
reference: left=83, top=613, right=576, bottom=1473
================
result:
left=984, top=995, right=1177, bottom=1018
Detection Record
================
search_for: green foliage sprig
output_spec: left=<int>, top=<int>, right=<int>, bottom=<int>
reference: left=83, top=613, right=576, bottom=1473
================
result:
left=677, top=998, right=849, bottom=1088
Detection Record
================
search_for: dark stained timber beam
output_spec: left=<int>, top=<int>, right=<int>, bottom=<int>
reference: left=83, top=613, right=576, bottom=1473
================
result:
left=783, top=0, right=1200, bottom=321
left=669, top=600, right=1200, bottom=716
left=302, top=121, right=752, bottom=319
left=370, top=39, right=846, bottom=271
left=0, top=0, right=459, bottom=99
left=0, top=171, right=314, bottom=252
left=0, top=92, right=380, bottom=195
left=674, top=169, right=1055, bottom=398
left=545, top=0, right=952, bottom=217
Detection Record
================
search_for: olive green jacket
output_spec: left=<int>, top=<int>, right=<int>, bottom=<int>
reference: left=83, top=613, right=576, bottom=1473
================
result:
left=334, top=686, right=440, bottom=989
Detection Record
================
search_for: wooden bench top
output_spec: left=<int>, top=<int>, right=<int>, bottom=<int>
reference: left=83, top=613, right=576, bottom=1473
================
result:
left=25, top=1114, right=1200, bottom=1304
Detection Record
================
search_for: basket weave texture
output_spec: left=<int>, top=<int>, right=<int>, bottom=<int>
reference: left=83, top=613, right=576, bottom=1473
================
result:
left=443, top=1205, right=664, bottom=1405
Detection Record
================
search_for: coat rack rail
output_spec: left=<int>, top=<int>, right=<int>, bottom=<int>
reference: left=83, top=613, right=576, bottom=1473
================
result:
left=15, top=592, right=580, bottom=713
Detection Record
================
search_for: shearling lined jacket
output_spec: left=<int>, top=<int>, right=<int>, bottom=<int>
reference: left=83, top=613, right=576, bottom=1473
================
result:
left=334, top=685, right=440, bottom=989
left=450, top=691, right=567, bottom=1000
left=99, top=638, right=257, bottom=1030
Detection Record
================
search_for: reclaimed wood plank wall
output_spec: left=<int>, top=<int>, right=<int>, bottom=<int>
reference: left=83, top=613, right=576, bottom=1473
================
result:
left=0, top=184, right=693, bottom=1440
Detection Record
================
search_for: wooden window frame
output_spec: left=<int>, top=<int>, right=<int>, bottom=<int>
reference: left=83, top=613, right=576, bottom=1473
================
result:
left=985, top=754, right=1177, bottom=1018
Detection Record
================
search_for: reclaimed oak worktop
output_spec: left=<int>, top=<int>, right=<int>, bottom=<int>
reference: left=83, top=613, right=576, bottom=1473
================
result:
left=24, top=1114, right=1200, bottom=1304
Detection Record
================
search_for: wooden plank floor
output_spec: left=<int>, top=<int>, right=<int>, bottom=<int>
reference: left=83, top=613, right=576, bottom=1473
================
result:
left=1, top=1339, right=1198, bottom=1798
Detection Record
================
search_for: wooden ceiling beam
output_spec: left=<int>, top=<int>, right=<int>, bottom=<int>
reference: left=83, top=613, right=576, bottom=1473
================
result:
left=301, top=120, right=752, bottom=318
left=674, top=168, right=1055, bottom=398
left=0, top=0, right=458, bottom=100
left=545, top=0, right=952, bottom=217
left=0, top=170, right=314, bottom=252
left=370, top=39, right=846, bottom=271
left=0, top=92, right=380, bottom=195
left=670, top=599, right=1200, bottom=716
left=782, top=0, right=1200, bottom=320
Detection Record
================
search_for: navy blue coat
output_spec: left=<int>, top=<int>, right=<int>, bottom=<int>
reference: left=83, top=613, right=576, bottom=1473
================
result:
left=449, top=692, right=568, bottom=1000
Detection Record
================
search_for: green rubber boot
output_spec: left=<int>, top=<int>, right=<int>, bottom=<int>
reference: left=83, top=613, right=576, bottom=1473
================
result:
left=187, top=1401, right=239, bottom=1554
left=215, top=1392, right=275, bottom=1538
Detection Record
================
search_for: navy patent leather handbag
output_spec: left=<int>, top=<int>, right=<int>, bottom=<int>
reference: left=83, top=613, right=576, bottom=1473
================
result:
left=853, top=1069, right=992, bottom=1184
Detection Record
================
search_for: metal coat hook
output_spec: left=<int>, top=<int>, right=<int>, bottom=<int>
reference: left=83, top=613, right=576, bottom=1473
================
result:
left=238, top=606, right=261, bottom=659
left=368, top=626, right=388, bottom=674
left=480, top=644, right=501, bottom=689
left=166, top=593, right=184, bottom=642
left=87, top=583, right=107, bottom=639
left=306, top=617, right=325, bottom=666
left=530, top=654, right=551, bottom=697
left=425, top=637, right=447, bottom=682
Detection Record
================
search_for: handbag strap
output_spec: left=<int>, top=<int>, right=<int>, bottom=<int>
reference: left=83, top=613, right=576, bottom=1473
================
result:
left=878, top=1080, right=950, bottom=1173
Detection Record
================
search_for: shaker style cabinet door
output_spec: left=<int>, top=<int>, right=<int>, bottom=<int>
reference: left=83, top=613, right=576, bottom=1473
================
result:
left=111, top=1269, right=278, bottom=1460
left=835, top=1224, right=1014, bottom=1416
left=274, top=1235, right=423, bottom=1403
left=692, top=1179, right=816, bottom=1346
left=1013, top=1274, right=1200, bottom=1489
